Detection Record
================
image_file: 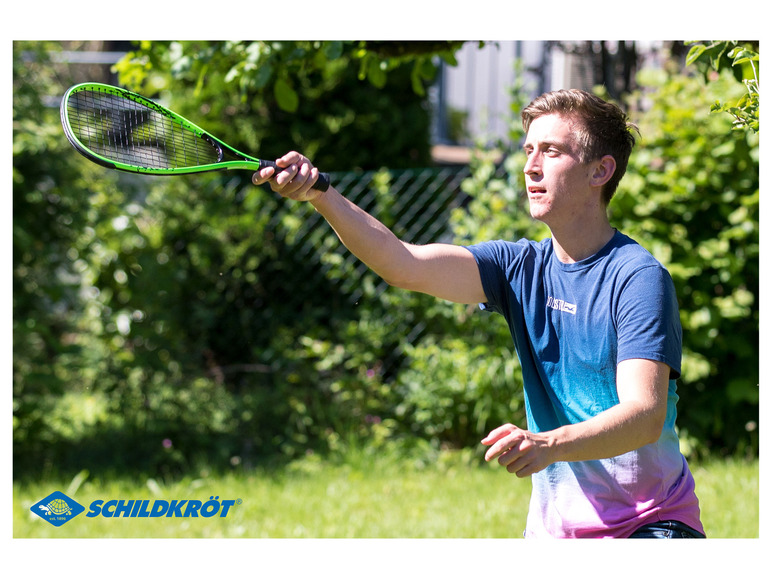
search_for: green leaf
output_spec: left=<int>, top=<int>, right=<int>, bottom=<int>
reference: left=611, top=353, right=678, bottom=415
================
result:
left=410, top=67, right=426, bottom=96
left=685, top=44, right=707, bottom=66
left=730, top=48, right=759, bottom=66
left=366, top=58, right=387, bottom=88
left=273, top=77, right=299, bottom=113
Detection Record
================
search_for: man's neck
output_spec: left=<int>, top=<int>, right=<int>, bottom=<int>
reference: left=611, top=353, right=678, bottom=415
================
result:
left=549, top=219, right=616, bottom=264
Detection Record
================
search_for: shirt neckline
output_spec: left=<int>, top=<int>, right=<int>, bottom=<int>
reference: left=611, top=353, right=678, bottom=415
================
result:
left=549, top=229, right=622, bottom=272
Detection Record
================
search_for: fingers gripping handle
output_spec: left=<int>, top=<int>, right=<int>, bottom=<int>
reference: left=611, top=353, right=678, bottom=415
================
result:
left=260, top=160, right=331, bottom=192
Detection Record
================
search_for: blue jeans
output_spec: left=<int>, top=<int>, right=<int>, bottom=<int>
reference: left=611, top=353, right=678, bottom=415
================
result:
left=628, top=520, right=706, bottom=538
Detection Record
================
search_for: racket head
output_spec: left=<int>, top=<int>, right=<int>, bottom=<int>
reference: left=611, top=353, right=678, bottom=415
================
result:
left=60, top=82, right=261, bottom=175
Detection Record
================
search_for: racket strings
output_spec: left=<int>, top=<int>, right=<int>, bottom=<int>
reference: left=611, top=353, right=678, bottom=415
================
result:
left=66, top=89, right=221, bottom=169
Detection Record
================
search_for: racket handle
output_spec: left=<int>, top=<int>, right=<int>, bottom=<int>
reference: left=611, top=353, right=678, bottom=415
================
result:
left=261, top=160, right=331, bottom=192
left=315, top=171, right=331, bottom=192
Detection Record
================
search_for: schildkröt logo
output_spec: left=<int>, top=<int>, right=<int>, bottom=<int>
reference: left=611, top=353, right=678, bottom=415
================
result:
left=86, top=496, right=240, bottom=518
left=30, top=491, right=86, bottom=527
left=30, top=491, right=241, bottom=528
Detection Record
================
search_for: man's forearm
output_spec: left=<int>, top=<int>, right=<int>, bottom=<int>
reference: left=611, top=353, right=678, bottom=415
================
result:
left=547, top=399, right=665, bottom=464
left=483, top=359, right=670, bottom=477
left=310, top=186, right=417, bottom=287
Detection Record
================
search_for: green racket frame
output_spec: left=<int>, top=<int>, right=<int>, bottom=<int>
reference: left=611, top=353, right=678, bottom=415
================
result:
left=60, top=82, right=330, bottom=190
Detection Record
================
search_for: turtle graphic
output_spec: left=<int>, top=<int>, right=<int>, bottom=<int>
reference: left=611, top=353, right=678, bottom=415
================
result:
left=31, top=492, right=85, bottom=526
left=39, top=498, right=73, bottom=517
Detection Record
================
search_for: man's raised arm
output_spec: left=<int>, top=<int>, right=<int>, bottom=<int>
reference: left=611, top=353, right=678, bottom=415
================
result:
left=253, top=151, right=486, bottom=305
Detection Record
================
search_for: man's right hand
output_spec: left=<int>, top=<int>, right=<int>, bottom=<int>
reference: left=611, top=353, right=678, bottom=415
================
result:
left=252, top=151, right=327, bottom=202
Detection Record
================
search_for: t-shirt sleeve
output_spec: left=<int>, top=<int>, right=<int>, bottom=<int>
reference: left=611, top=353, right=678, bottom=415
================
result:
left=615, top=265, right=682, bottom=378
left=465, top=240, right=527, bottom=318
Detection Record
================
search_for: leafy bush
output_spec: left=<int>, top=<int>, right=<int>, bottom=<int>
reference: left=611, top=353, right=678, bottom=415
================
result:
left=12, top=41, right=442, bottom=478
left=686, top=41, right=759, bottom=133
left=113, top=41, right=442, bottom=171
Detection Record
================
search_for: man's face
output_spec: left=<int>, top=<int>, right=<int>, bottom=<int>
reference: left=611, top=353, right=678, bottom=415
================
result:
left=522, top=113, right=597, bottom=227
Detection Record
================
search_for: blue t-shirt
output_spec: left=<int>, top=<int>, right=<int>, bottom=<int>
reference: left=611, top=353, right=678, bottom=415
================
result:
left=466, top=231, right=703, bottom=538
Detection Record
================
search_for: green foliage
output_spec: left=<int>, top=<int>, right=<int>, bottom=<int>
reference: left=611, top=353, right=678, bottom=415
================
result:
left=13, top=41, right=109, bottom=469
left=112, top=41, right=463, bottom=171
left=611, top=67, right=759, bottom=456
left=14, top=42, right=248, bottom=477
left=686, top=41, right=759, bottom=133
left=12, top=40, right=465, bottom=479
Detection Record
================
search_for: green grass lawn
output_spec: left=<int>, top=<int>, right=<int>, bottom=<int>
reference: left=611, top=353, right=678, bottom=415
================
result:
left=13, top=451, right=758, bottom=539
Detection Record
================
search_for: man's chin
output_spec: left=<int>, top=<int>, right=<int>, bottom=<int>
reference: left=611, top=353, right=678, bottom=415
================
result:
left=528, top=205, right=548, bottom=223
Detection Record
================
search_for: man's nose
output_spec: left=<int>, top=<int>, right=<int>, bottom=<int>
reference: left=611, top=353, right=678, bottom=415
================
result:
left=523, top=152, right=541, bottom=175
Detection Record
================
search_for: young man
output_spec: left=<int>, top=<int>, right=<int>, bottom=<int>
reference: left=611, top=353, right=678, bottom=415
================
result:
left=252, top=89, right=704, bottom=539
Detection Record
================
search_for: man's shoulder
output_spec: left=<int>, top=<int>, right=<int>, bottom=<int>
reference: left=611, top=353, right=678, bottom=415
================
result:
left=608, top=232, right=667, bottom=271
left=604, top=233, right=677, bottom=299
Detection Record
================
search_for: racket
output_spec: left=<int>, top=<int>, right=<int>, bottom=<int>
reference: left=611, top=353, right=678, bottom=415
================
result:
left=60, top=82, right=331, bottom=191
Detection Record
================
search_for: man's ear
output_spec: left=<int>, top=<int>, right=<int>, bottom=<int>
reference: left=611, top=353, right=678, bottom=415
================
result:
left=590, top=155, right=616, bottom=187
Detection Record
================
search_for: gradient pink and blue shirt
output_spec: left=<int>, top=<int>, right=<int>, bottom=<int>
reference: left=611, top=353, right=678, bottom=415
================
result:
left=466, top=231, right=704, bottom=538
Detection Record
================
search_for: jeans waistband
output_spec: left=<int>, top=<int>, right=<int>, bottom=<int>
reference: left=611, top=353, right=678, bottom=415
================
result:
left=629, top=520, right=706, bottom=539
